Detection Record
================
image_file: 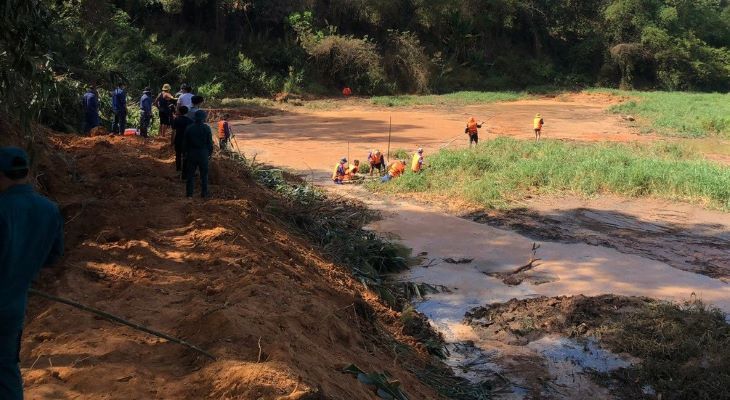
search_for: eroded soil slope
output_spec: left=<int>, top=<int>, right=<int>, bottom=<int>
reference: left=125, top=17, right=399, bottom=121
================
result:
left=21, top=134, right=440, bottom=399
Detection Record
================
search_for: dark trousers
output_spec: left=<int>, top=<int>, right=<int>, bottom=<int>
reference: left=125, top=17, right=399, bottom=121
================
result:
left=0, top=330, right=22, bottom=400
left=112, top=111, right=127, bottom=134
left=185, top=153, right=209, bottom=197
left=219, top=138, right=229, bottom=151
left=469, top=133, right=479, bottom=146
left=140, top=112, right=151, bottom=138
left=83, top=113, right=100, bottom=135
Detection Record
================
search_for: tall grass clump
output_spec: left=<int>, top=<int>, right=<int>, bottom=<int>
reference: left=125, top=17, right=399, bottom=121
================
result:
left=376, top=138, right=730, bottom=210
left=371, top=91, right=526, bottom=107
left=608, top=91, right=730, bottom=139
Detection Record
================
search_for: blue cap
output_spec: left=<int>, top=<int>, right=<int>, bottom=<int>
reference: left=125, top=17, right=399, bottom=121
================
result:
left=0, top=147, right=29, bottom=173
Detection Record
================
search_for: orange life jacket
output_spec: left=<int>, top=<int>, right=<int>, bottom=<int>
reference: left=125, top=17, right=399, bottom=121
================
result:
left=411, top=154, right=423, bottom=173
left=533, top=117, right=544, bottom=130
left=218, top=121, right=228, bottom=139
left=370, top=152, right=382, bottom=164
left=467, top=118, right=479, bottom=134
left=344, top=164, right=359, bottom=180
left=388, top=161, right=405, bottom=178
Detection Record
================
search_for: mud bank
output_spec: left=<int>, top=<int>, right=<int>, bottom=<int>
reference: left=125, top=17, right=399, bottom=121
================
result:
left=327, top=186, right=730, bottom=398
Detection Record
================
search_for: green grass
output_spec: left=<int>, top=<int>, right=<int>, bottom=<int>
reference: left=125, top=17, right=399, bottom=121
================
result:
left=371, top=91, right=527, bottom=107
left=372, top=137, right=730, bottom=210
left=600, top=90, right=730, bottom=139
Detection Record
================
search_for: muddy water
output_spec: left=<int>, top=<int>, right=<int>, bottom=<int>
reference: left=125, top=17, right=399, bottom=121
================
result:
left=339, top=189, right=730, bottom=398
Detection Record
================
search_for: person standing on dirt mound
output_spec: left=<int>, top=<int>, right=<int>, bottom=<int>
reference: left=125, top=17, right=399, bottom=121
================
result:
left=139, top=87, right=153, bottom=138
left=81, top=85, right=100, bottom=135
left=111, top=82, right=127, bottom=135
left=0, top=147, right=64, bottom=400
left=465, top=117, right=483, bottom=148
left=332, top=157, right=348, bottom=184
left=154, top=84, right=174, bottom=138
left=533, top=113, right=545, bottom=142
left=183, top=110, right=214, bottom=198
left=368, top=149, right=385, bottom=176
left=172, top=106, right=193, bottom=178
left=217, top=114, right=232, bottom=151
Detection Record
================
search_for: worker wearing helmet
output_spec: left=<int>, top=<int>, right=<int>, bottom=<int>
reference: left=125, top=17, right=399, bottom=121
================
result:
left=411, top=148, right=424, bottom=173
left=533, top=113, right=545, bottom=142
left=332, top=157, right=348, bottom=184
left=368, top=150, right=386, bottom=176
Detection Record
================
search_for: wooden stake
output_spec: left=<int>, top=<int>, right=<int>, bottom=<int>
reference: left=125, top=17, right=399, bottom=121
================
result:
left=387, top=115, right=392, bottom=161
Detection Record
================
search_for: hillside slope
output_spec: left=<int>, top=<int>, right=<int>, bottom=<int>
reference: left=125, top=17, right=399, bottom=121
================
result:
left=19, top=134, right=441, bottom=399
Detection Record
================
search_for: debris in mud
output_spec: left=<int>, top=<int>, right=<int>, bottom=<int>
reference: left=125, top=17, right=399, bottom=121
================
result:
left=342, top=364, right=409, bottom=400
left=443, top=257, right=473, bottom=264
left=466, top=294, right=730, bottom=400
left=485, top=243, right=541, bottom=286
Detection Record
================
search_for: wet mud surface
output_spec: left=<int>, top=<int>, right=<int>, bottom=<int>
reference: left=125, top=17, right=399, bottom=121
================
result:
left=466, top=197, right=730, bottom=281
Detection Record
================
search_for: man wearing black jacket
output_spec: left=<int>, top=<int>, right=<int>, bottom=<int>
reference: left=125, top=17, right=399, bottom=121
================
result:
left=183, top=110, right=213, bottom=198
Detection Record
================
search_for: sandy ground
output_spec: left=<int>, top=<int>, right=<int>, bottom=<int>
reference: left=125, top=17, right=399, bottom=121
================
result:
left=20, top=135, right=442, bottom=400
left=234, top=93, right=648, bottom=177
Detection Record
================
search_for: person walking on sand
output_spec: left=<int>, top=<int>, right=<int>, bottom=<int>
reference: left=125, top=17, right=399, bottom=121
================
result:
left=154, top=84, right=174, bottom=138
left=411, top=148, right=424, bottom=173
left=139, top=87, right=153, bottom=138
left=111, top=82, right=127, bottom=135
left=0, top=147, right=64, bottom=400
left=533, top=113, right=545, bottom=141
left=183, top=110, right=214, bottom=198
left=465, top=117, right=483, bottom=148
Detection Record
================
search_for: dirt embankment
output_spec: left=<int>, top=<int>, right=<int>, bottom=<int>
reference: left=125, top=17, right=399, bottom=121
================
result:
left=19, top=133, right=442, bottom=399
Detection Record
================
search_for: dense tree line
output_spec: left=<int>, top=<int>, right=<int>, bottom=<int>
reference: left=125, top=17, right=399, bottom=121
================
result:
left=1, top=0, right=729, bottom=130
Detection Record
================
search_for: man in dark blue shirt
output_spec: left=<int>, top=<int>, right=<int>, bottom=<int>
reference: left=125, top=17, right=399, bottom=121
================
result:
left=139, top=87, right=153, bottom=138
left=183, top=110, right=214, bottom=198
left=0, top=147, right=64, bottom=400
left=81, top=85, right=99, bottom=135
left=111, top=82, right=127, bottom=135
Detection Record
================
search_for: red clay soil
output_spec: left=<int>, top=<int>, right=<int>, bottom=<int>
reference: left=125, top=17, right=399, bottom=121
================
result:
left=18, top=133, right=442, bottom=399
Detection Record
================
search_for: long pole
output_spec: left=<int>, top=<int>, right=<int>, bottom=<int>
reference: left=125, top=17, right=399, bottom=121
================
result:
left=387, top=114, right=392, bottom=161
left=29, top=288, right=216, bottom=360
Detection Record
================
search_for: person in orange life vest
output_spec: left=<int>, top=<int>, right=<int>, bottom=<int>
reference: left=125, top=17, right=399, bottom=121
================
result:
left=465, top=117, right=484, bottom=148
left=342, top=87, right=352, bottom=97
left=381, top=159, right=406, bottom=183
left=411, top=148, right=424, bottom=173
left=533, top=113, right=545, bottom=142
left=217, top=113, right=232, bottom=151
left=368, top=149, right=386, bottom=176
left=344, top=160, right=360, bottom=180
left=332, top=157, right=348, bottom=184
